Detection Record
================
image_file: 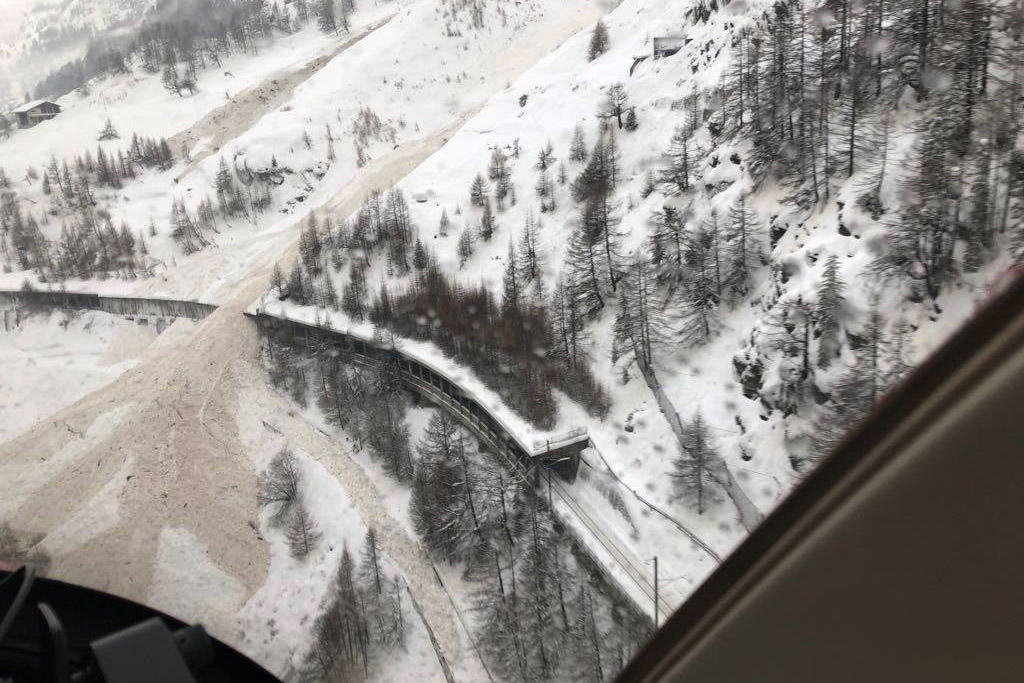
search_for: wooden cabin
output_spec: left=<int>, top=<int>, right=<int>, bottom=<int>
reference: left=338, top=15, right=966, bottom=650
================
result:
left=12, top=100, right=61, bottom=128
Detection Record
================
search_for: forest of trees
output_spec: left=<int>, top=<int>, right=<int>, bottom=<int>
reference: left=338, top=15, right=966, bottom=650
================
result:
left=703, top=0, right=1023, bottom=296
left=0, top=127, right=289, bottom=279
left=304, top=526, right=405, bottom=679
left=410, top=412, right=648, bottom=682
left=263, top=329, right=415, bottom=481
left=271, top=172, right=611, bottom=430
left=256, top=447, right=405, bottom=679
left=258, top=317, right=650, bottom=681
left=628, top=0, right=1024, bottom=480
left=369, top=265, right=611, bottom=429
left=33, top=0, right=357, bottom=100
left=0, top=132, right=175, bottom=280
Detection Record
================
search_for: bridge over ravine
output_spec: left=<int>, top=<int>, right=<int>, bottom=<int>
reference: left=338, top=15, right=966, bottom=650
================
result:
left=251, top=312, right=591, bottom=483
left=251, top=310, right=674, bottom=618
left=0, top=289, right=217, bottom=322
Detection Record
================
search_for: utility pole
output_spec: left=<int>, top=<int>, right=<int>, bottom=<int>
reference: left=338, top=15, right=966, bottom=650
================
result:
left=547, top=468, right=553, bottom=507
left=654, top=556, right=659, bottom=629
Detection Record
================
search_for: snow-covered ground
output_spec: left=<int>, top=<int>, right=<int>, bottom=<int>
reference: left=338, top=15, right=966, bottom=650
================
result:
left=233, top=385, right=491, bottom=680
left=257, top=0, right=1016, bottom=617
left=232, top=395, right=451, bottom=680
left=3, top=0, right=1018, bottom=678
left=0, top=6, right=387, bottom=175
left=0, top=307, right=189, bottom=442
left=1, top=0, right=613, bottom=677
left=1, top=0, right=603, bottom=303
left=256, top=0, right=758, bottom=609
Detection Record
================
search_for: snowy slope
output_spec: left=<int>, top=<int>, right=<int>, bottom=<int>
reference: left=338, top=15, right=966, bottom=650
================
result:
left=263, top=0, right=765, bottom=604
left=0, top=0, right=622, bottom=678
left=3, top=0, right=1020, bottom=678
left=0, top=307, right=190, bottom=442
left=0, top=9, right=383, bottom=179
left=260, top=0, right=1018, bottom=613
left=0, top=0, right=602, bottom=302
left=0, top=0, right=158, bottom=100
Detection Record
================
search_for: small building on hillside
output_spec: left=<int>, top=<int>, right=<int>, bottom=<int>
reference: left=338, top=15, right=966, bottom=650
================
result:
left=11, top=99, right=61, bottom=128
left=653, top=36, right=686, bottom=59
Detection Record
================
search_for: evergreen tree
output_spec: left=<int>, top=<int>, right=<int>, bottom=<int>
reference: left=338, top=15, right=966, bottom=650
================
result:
left=270, top=261, right=287, bottom=296
left=883, top=317, right=916, bottom=389
left=342, top=261, right=367, bottom=320
left=569, top=124, right=588, bottom=163
left=409, top=412, right=479, bottom=562
left=811, top=298, right=892, bottom=463
left=316, top=361, right=351, bottom=430
left=162, top=63, right=181, bottom=96
left=438, top=208, right=451, bottom=236
left=571, top=133, right=620, bottom=202
left=648, top=205, right=686, bottom=276
left=457, top=226, right=475, bottom=267
left=470, top=173, right=490, bottom=207
left=722, top=195, right=762, bottom=299
left=503, top=241, right=521, bottom=311
left=488, top=146, right=510, bottom=183
left=670, top=411, right=718, bottom=514
left=677, top=224, right=721, bottom=346
left=585, top=191, right=623, bottom=291
left=97, top=117, right=120, bottom=141
left=412, top=237, right=429, bottom=270
left=660, top=125, right=693, bottom=194
left=815, top=255, right=846, bottom=368
left=479, top=200, right=497, bottom=241
left=588, top=19, right=610, bottom=61
left=573, top=585, right=604, bottom=680
left=287, top=503, right=321, bottom=559
left=516, top=212, right=544, bottom=293
left=214, top=156, right=236, bottom=213
left=535, top=140, right=555, bottom=171
left=565, top=212, right=607, bottom=315
left=359, top=528, right=384, bottom=596
left=317, top=0, right=337, bottom=33
left=612, top=256, right=667, bottom=370
left=286, top=262, right=306, bottom=303
left=548, top=277, right=590, bottom=366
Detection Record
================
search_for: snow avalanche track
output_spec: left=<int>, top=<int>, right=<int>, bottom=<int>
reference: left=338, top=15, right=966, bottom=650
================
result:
left=168, top=13, right=397, bottom=175
left=0, top=130, right=462, bottom=668
left=0, top=2, right=609, bottom=673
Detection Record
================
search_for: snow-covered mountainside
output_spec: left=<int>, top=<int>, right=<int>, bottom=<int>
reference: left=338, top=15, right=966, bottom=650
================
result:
left=0, top=0, right=158, bottom=101
left=2, top=0, right=1022, bottom=680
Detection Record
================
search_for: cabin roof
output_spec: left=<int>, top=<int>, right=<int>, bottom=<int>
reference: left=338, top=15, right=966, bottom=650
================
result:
left=11, top=99, right=60, bottom=114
